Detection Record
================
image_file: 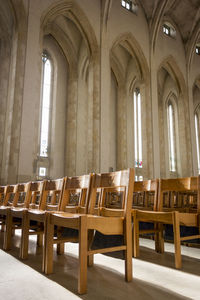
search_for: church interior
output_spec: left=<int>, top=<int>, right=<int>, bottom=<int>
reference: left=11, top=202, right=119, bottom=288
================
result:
left=0, top=0, right=200, bottom=299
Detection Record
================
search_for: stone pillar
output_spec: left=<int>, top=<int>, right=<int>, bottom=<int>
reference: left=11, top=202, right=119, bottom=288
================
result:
left=18, top=1, right=41, bottom=182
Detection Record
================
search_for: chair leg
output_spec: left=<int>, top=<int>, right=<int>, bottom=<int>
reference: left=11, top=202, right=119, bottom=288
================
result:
left=172, top=211, right=181, bottom=269
left=155, top=223, right=164, bottom=253
left=44, top=213, right=54, bottom=274
left=125, top=217, right=132, bottom=282
left=1, top=223, right=5, bottom=232
left=56, top=227, right=64, bottom=255
left=3, top=212, right=12, bottom=250
left=57, top=243, right=65, bottom=254
left=20, top=211, right=29, bottom=259
left=78, top=215, right=88, bottom=294
left=37, top=233, right=43, bottom=247
left=87, top=229, right=94, bottom=267
left=133, top=211, right=139, bottom=257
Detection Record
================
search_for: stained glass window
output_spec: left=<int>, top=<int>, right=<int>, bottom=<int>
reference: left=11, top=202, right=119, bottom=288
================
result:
left=134, top=89, right=142, bottom=168
left=40, top=53, right=52, bottom=157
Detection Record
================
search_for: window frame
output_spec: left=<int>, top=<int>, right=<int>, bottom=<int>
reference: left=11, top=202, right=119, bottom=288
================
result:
left=163, top=22, right=176, bottom=39
left=196, top=46, right=200, bottom=56
left=195, top=110, right=200, bottom=173
left=134, top=88, right=142, bottom=170
left=39, top=51, right=53, bottom=158
left=37, top=51, right=54, bottom=179
left=167, top=100, right=177, bottom=173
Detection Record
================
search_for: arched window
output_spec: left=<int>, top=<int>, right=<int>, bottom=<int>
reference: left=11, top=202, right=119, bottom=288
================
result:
left=167, top=102, right=176, bottom=172
left=40, top=52, right=52, bottom=158
left=134, top=88, right=142, bottom=169
left=195, top=113, right=200, bottom=173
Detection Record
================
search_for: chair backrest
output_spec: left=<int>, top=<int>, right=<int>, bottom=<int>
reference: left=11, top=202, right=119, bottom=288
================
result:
left=58, top=174, right=92, bottom=213
left=133, top=179, right=159, bottom=211
left=23, top=181, right=44, bottom=209
left=38, top=178, right=65, bottom=211
left=12, top=183, right=26, bottom=207
left=158, top=176, right=199, bottom=213
left=88, top=168, right=134, bottom=217
left=0, top=186, right=6, bottom=205
left=3, top=184, right=17, bottom=206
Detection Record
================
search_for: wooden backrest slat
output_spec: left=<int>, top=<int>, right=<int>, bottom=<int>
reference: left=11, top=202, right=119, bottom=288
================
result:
left=88, top=169, right=134, bottom=217
left=158, top=177, right=199, bottom=212
left=58, top=175, right=92, bottom=213
left=39, top=178, right=65, bottom=211
left=133, top=179, right=158, bottom=211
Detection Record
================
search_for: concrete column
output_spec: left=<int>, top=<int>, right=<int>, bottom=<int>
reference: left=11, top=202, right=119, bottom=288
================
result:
left=18, top=1, right=42, bottom=182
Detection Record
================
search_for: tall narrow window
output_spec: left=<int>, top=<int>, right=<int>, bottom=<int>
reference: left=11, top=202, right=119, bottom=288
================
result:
left=195, top=113, right=200, bottom=173
left=134, top=89, right=142, bottom=168
left=167, top=103, right=176, bottom=172
left=40, top=53, right=52, bottom=157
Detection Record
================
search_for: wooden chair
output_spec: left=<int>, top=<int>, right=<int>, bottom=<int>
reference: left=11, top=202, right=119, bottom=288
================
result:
left=133, top=180, right=158, bottom=211
left=133, top=176, right=200, bottom=269
left=19, top=178, right=65, bottom=260
left=0, top=183, right=23, bottom=234
left=3, top=181, right=44, bottom=251
left=132, top=179, right=159, bottom=256
left=0, top=186, right=7, bottom=230
left=43, top=174, right=93, bottom=272
left=0, top=186, right=6, bottom=206
left=44, top=168, right=134, bottom=294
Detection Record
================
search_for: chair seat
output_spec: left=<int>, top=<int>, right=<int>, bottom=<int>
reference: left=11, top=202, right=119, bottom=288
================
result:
left=11, top=207, right=27, bottom=212
left=87, top=215, right=124, bottom=235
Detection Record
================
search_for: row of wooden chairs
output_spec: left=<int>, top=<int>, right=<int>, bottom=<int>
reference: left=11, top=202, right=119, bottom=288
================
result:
left=132, top=176, right=200, bottom=269
left=0, top=169, right=134, bottom=294
left=0, top=172, right=200, bottom=293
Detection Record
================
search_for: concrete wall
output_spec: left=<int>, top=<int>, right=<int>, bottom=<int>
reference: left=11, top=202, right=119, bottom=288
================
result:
left=1, top=0, right=200, bottom=184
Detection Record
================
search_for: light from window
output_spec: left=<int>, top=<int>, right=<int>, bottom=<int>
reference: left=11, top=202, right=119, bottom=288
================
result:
left=40, top=53, right=52, bottom=157
left=168, top=103, right=176, bottom=172
left=121, top=0, right=138, bottom=13
left=163, top=24, right=170, bottom=35
left=121, top=0, right=131, bottom=11
left=134, top=89, right=142, bottom=168
left=135, top=176, right=143, bottom=181
left=163, top=23, right=176, bottom=38
left=39, top=167, right=46, bottom=177
left=195, top=114, right=200, bottom=173
left=196, top=46, right=200, bottom=55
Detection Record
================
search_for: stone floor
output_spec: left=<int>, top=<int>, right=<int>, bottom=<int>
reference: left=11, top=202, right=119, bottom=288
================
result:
left=0, top=230, right=200, bottom=300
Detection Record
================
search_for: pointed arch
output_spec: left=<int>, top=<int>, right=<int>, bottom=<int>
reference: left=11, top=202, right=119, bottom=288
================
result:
left=40, top=0, right=99, bottom=60
left=157, top=55, right=192, bottom=177
left=110, top=32, right=152, bottom=179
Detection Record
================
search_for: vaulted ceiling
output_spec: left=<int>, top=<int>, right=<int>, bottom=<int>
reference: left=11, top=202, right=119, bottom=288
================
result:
left=139, top=0, right=200, bottom=44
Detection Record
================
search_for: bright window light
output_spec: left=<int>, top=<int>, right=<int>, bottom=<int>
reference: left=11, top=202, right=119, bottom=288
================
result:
left=39, top=167, right=46, bottom=177
left=168, top=104, right=176, bottom=172
left=196, top=46, right=200, bottom=55
left=121, top=0, right=132, bottom=11
left=40, top=53, right=52, bottom=157
left=195, top=114, right=200, bottom=173
left=163, top=23, right=176, bottom=38
left=122, top=0, right=126, bottom=7
left=134, top=89, right=142, bottom=168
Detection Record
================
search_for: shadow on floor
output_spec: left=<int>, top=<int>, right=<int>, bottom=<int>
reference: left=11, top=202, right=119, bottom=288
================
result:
left=0, top=231, right=197, bottom=299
